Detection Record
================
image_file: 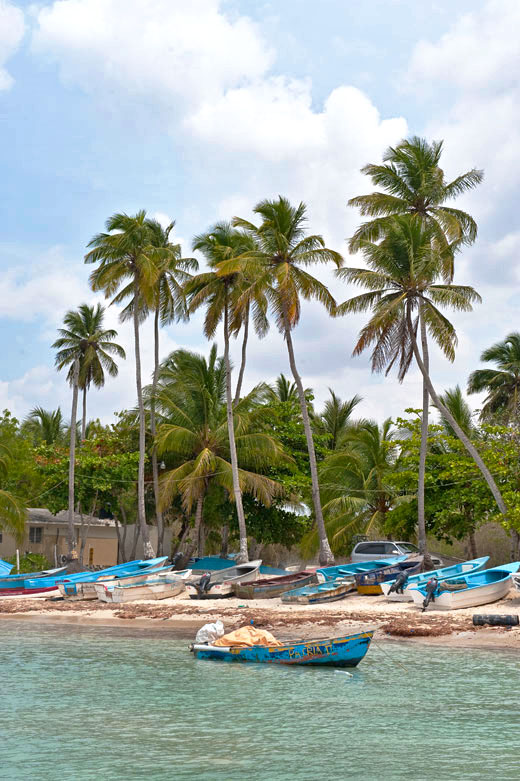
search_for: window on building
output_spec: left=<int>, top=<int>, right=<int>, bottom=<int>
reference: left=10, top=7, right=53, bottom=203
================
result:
left=29, top=527, right=43, bottom=544
left=89, top=547, right=94, bottom=566
left=0, top=531, right=3, bottom=543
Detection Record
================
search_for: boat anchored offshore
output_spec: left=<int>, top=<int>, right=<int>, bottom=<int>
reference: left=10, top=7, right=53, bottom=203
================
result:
left=409, top=562, right=520, bottom=611
left=187, top=560, right=262, bottom=599
left=380, top=557, right=489, bottom=602
left=191, top=629, right=374, bottom=667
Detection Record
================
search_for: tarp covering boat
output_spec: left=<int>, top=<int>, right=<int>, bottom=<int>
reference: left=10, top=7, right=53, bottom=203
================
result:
left=214, top=626, right=282, bottom=647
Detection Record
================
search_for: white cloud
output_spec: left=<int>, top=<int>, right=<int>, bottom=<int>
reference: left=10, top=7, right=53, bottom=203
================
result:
left=0, top=0, right=25, bottom=90
left=32, top=0, right=272, bottom=107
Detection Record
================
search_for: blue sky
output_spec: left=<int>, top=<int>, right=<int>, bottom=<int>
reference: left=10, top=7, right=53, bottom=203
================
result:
left=1, top=0, right=519, bottom=423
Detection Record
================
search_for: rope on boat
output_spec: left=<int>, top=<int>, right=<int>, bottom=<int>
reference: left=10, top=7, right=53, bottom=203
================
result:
left=371, top=637, right=410, bottom=674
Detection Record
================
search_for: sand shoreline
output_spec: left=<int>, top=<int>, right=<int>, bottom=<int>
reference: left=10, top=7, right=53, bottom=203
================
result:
left=2, top=588, right=520, bottom=650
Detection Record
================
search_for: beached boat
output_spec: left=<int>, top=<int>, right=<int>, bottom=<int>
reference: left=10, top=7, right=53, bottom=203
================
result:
left=513, top=573, right=520, bottom=594
left=0, top=558, right=13, bottom=576
left=233, top=571, right=316, bottom=600
left=189, top=556, right=287, bottom=576
left=77, top=564, right=176, bottom=599
left=190, top=629, right=374, bottom=667
left=187, top=560, right=262, bottom=599
left=409, top=562, right=520, bottom=610
left=355, top=558, right=425, bottom=595
left=281, top=577, right=357, bottom=605
left=0, top=567, right=70, bottom=598
left=316, top=556, right=408, bottom=583
left=95, top=572, right=188, bottom=603
left=56, top=557, right=169, bottom=599
left=380, top=557, right=489, bottom=602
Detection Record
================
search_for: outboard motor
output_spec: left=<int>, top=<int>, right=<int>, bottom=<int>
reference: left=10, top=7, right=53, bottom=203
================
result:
left=422, top=577, right=439, bottom=612
left=170, top=552, right=184, bottom=570
left=389, top=570, right=408, bottom=595
left=194, top=572, right=212, bottom=597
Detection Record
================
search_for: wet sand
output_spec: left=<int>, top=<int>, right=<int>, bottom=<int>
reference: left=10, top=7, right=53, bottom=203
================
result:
left=2, top=588, right=520, bottom=649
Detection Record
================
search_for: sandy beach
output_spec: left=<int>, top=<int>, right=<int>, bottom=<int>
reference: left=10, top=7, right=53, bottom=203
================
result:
left=2, top=588, right=520, bottom=650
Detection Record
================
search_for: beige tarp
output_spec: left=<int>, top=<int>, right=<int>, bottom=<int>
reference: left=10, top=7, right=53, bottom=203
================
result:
left=213, top=625, right=282, bottom=647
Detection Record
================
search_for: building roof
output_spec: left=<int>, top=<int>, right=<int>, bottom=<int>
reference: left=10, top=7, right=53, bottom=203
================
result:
left=27, top=508, right=117, bottom=528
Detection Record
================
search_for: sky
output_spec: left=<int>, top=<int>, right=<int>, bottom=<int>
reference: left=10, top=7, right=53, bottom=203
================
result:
left=1, top=0, right=519, bottom=425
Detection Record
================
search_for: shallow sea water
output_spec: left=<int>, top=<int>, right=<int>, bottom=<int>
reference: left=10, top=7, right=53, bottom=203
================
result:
left=0, top=619, right=518, bottom=780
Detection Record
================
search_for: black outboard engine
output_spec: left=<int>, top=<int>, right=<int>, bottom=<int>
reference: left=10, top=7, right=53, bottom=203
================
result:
left=194, top=572, right=212, bottom=597
left=170, top=552, right=184, bottom=570
left=422, top=577, right=439, bottom=611
left=389, top=570, right=408, bottom=595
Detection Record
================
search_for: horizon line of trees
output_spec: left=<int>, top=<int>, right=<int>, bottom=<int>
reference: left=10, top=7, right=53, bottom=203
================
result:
left=2, top=135, right=520, bottom=565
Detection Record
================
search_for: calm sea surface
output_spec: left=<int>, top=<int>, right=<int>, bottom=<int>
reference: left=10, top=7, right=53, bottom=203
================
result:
left=1, top=620, right=518, bottom=780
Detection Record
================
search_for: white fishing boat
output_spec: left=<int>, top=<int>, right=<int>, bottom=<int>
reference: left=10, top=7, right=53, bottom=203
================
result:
left=186, top=560, right=262, bottom=599
left=78, top=564, right=177, bottom=599
left=409, top=563, right=520, bottom=610
left=95, top=572, right=190, bottom=603
left=380, top=557, right=489, bottom=602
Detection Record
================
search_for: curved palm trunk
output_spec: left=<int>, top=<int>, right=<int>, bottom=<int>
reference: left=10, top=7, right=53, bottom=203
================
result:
left=81, top=386, right=87, bottom=442
left=283, top=314, right=334, bottom=566
left=417, top=306, right=429, bottom=554
left=406, top=308, right=508, bottom=517
left=224, top=298, right=249, bottom=563
left=133, top=275, right=154, bottom=559
left=67, top=358, right=80, bottom=567
left=233, top=301, right=250, bottom=407
left=150, top=306, right=164, bottom=555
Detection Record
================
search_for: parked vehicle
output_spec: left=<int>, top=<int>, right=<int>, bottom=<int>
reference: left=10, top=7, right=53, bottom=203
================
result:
left=350, top=540, right=443, bottom=567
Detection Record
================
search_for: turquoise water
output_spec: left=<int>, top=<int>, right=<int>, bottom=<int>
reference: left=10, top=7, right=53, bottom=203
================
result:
left=1, top=621, right=519, bottom=780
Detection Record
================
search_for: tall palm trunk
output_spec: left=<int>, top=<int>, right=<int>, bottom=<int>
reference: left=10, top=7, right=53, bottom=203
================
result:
left=417, top=305, right=429, bottom=554
left=224, top=297, right=249, bottom=563
left=406, top=307, right=508, bottom=517
left=67, top=358, right=80, bottom=565
left=81, top=386, right=87, bottom=442
left=233, top=301, right=250, bottom=406
left=283, top=313, right=334, bottom=566
left=133, top=275, right=155, bottom=558
left=150, top=306, right=164, bottom=555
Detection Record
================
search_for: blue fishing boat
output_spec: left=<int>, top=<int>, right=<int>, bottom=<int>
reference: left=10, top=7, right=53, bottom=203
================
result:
left=409, top=562, right=520, bottom=610
left=317, top=556, right=408, bottom=583
left=56, top=557, right=169, bottom=597
left=281, top=577, right=356, bottom=604
left=380, top=556, right=489, bottom=601
left=191, top=630, right=374, bottom=666
left=0, top=567, right=69, bottom=597
left=355, top=559, right=428, bottom=595
left=189, top=556, right=287, bottom=576
left=0, top=558, right=13, bottom=576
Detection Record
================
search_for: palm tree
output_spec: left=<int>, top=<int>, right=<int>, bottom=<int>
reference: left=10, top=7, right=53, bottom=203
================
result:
left=187, top=222, right=268, bottom=563
left=22, top=407, right=65, bottom=445
left=468, top=333, right=520, bottom=421
left=85, top=210, right=158, bottom=558
left=53, top=303, right=126, bottom=440
left=438, top=386, right=478, bottom=557
left=264, top=374, right=306, bottom=403
left=116, top=219, right=198, bottom=556
left=0, top=444, right=26, bottom=544
left=302, top=419, right=400, bottom=557
left=336, top=215, right=508, bottom=545
left=221, top=196, right=343, bottom=565
left=315, top=390, right=362, bottom=450
left=155, top=347, right=288, bottom=559
left=348, top=135, right=483, bottom=274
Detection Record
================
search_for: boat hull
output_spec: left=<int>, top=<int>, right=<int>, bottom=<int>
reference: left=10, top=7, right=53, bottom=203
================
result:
left=410, top=563, right=520, bottom=610
left=57, top=557, right=169, bottom=598
left=191, top=630, right=374, bottom=666
left=281, top=578, right=356, bottom=605
left=317, top=557, right=407, bottom=583
left=187, top=560, right=262, bottom=599
left=354, top=560, right=422, bottom=595
left=380, top=557, right=489, bottom=602
left=0, top=585, right=60, bottom=598
left=96, top=577, right=186, bottom=603
left=233, top=572, right=316, bottom=600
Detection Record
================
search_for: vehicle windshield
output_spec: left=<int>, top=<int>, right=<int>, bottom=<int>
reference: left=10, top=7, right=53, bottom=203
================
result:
left=398, top=543, right=419, bottom=553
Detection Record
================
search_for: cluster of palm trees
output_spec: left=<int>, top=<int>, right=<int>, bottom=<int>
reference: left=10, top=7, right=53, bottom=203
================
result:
left=46, top=135, right=514, bottom=567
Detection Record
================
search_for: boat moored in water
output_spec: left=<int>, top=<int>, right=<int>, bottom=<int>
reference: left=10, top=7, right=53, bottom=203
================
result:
left=409, top=562, right=520, bottom=610
left=380, top=557, right=489, bottom=602
left=190, top=630, right=374, bottom=666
